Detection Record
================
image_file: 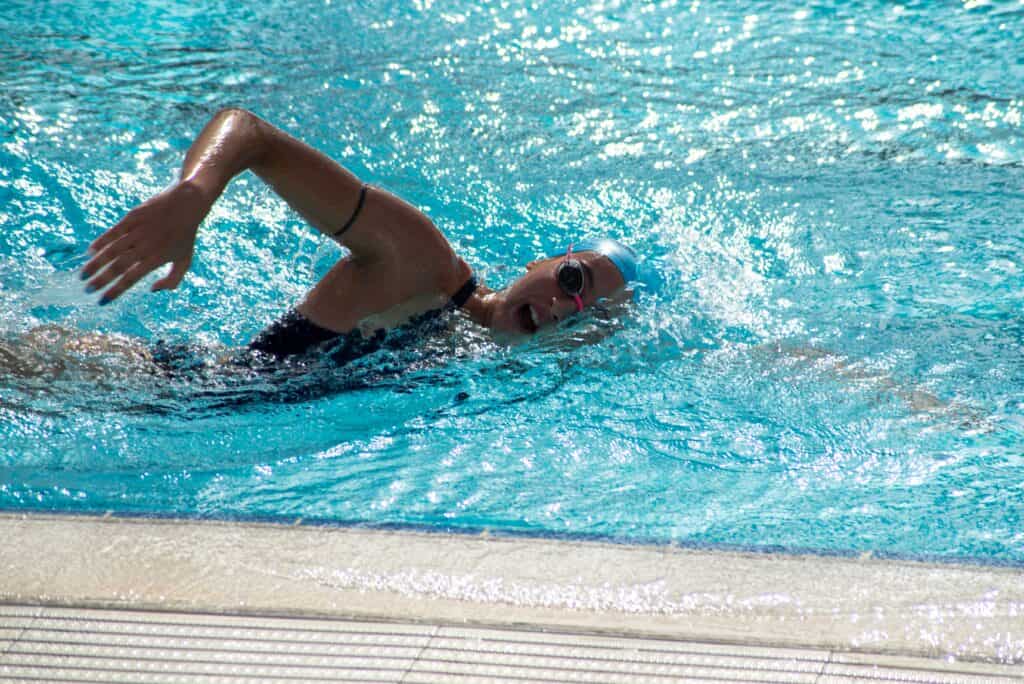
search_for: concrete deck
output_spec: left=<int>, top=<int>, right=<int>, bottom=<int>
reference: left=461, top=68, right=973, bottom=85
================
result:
left=2, top=604, right=1021, bottom=683
left=0, top=513, right=1021, bottom=682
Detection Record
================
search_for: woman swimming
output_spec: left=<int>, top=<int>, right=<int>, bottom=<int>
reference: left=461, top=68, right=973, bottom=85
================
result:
left=8, top=109, right=962, bottom=421
left=79, top=108, right=643, bottom=363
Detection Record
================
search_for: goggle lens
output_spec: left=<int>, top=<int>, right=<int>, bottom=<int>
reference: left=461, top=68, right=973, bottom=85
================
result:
left=556, top=260, right=584, bottom=296
left=557, top=244, right=585, bottom=312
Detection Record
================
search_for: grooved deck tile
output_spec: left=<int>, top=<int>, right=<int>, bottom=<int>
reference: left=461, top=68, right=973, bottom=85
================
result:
left=421, top=640, right=822, bottom=681
left=828, top=650, right=1024, bottom=678
left=435, top=626, right=829, bottom=670
left=0, top=607, right=40, bottom=619
left=37, top=607, right=436, bottom=637
left=0, top=652, right=406, bottom=680
left=819, top=662, right=1023, bottom=683
left=16, top=620, right=430, bottom=654
left=33, top=611, right=435, bottom=645
left=6, top=637, right=419, bottom=669
left=440, top=626, right=830, bottom=657
left=3, top=605, right=1022, bottom=684
left=11, top=634, right=423, bottom=661
left=0, top=664, right=393, bottom=683
left=402, top=668, right=789, bottom=684
left=406, top=655, right=822, bottom=683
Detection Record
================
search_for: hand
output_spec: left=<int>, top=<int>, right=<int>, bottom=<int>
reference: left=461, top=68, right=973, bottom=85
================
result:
left=81, top=180, right=212, bottom=304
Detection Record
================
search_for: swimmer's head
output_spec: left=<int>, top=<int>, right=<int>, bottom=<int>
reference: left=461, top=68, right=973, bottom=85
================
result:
left=486, top=236, right=654, bottom=337
left=554, top=238, right=645, bottom=290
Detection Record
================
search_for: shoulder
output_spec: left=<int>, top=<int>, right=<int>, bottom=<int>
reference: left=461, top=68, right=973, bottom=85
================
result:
left=300, top=185, right=471, bottom=333
left=344, top=185, right=468, bottom=294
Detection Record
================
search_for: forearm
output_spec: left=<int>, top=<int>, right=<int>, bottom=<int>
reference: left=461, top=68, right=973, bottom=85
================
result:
left=178, top=108, right=267, bottom=205
left=82, top=110, right=396, bottom=304
left=79, top=109, right=264, bottom=300
left=181, top=108, right=365, bottom=240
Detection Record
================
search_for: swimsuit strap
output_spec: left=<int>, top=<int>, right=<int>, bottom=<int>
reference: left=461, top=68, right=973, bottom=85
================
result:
left=449, top=274, right=478, bottom=309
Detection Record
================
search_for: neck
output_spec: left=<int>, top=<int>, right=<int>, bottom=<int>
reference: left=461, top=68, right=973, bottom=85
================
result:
left=460, top=284, right=500, bottom=329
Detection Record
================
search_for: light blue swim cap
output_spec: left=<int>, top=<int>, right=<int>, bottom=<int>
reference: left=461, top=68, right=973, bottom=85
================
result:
left=550, top=237, right=660, bottom=294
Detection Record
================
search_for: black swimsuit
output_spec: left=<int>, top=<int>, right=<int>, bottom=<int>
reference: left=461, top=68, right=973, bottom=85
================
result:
left=246, top=275, right=479, bottom=363
left=149, top=276, right=478, bottom=379
left=248, top=182, right=479, bottom=362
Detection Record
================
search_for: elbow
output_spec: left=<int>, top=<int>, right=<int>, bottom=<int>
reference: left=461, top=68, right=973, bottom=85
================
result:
left=211, top=107, right=261, bottom=138
left=211, top=107, right=270, bottom=166
left=212, top=106, right=255, bottom=122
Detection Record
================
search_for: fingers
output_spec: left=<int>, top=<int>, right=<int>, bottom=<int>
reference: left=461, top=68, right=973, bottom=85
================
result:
left=82, top=254, right=136, bottom=303
left=81, top=190, right=198, bottom=303
left=81, top=244, right=118, bottom=283
left=81, top=230, right=137, bottom=285
left=98, top=260, right=157, bottom=304
left=87, top=213, right=134, bottom=257
left=82, top=239, right=160, bottom=304
left=81, top=221, right=139, bottom=281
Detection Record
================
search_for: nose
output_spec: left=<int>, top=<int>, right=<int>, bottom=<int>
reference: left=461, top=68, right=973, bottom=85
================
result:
left=550, top=296, right=577, bottom=322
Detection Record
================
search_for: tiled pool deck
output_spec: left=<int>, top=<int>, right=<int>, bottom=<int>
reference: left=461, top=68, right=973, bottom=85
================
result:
left=1, top=513, right=1021, bottom=682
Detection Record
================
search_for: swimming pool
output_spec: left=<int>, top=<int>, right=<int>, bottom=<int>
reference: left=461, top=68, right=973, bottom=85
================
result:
left=1, top=0, right=1022, bottom=564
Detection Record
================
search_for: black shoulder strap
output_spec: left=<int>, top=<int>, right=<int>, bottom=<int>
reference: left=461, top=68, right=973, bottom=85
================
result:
left=449, top=275, right=478, bottom=309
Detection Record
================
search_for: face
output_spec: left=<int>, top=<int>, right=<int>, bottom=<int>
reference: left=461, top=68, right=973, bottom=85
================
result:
left=489, top=250, right=628, bottom=336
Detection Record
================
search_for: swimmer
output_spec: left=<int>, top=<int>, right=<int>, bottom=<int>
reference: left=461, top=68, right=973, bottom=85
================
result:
left=79, top=108, right=650, bottom=362
left=5, top=109, right=972, bottom=423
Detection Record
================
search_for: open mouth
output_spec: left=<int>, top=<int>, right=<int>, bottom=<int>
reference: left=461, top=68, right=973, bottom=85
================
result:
left=517, top=303, right=540, bottom=334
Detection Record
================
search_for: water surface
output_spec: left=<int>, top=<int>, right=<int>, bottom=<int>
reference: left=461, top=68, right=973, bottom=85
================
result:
left=1, top=0, right=1022, bottom=562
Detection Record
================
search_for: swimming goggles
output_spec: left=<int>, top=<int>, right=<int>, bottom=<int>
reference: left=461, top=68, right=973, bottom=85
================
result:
left=556, top=244, right=585, bottom=313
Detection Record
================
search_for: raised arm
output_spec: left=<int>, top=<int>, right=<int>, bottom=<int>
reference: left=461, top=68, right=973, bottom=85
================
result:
left=82, top=108, right=450, bottom=307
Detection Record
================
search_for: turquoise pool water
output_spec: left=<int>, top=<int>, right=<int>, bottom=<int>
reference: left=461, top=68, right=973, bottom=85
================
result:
left=2, top=0, right=1022, bottom=563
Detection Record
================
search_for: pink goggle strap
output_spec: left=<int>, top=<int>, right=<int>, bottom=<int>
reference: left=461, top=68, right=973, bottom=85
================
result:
left=566, top=244, right=584, bottom=312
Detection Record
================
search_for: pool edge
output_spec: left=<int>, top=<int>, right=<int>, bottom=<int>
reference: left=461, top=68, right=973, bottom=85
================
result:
left=1, top=512, right=1022, bottom=670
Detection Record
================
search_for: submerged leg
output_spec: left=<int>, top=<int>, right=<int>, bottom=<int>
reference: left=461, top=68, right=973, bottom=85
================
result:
left=0, top=325, right=154, bottom=380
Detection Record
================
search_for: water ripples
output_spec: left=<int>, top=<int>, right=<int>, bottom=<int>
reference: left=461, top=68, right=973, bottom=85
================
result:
left=1, top=0, right=1022, bottom=561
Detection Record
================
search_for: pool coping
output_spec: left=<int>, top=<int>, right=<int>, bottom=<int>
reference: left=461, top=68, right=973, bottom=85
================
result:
left=1, top=512, right=1022, bottom=670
